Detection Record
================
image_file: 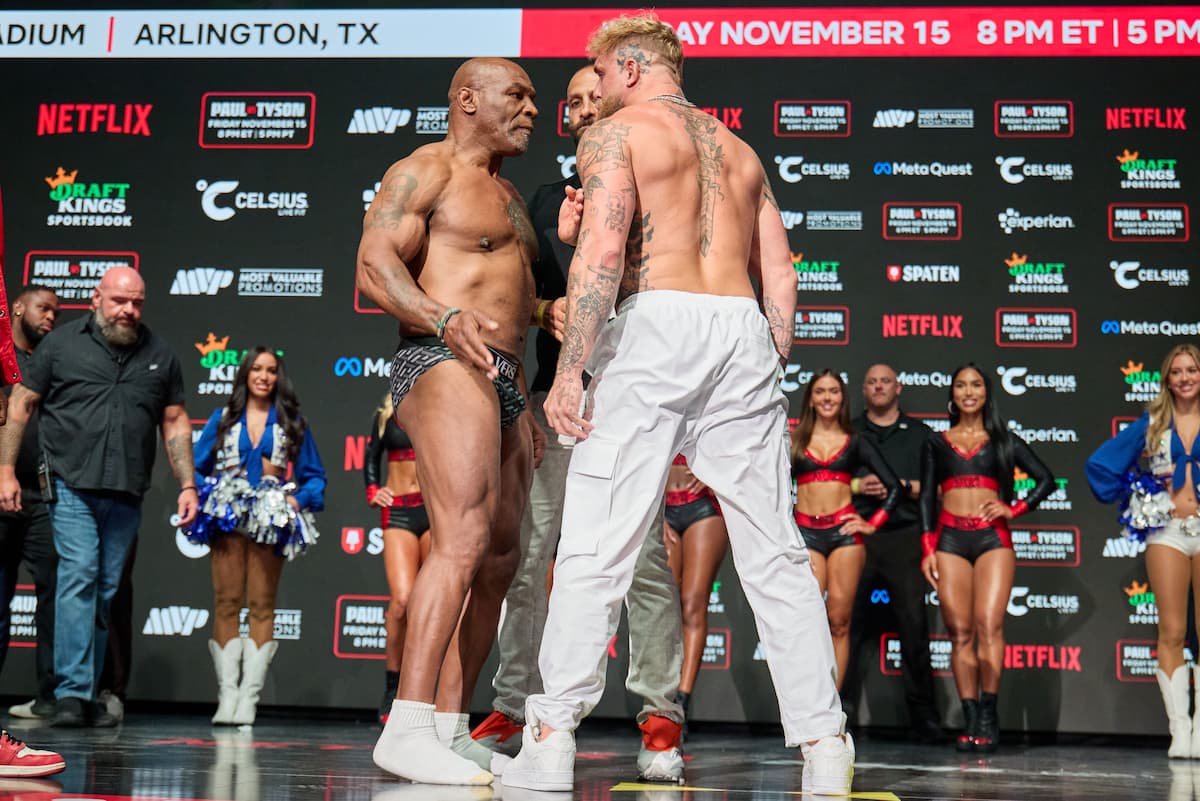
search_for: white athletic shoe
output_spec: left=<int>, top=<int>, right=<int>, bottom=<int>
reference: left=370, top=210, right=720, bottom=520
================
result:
left=500, top=720, right=575, bottom=792
left=637, top=745, right=684, bottom=784
left=800, top=732, right=854, bottom=796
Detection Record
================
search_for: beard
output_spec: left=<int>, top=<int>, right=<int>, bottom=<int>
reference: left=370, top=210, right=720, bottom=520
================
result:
left=19, top=316, right=46, bottom=347
left=94, top=308, right=138, bottom=347
left=597, top=94, right=624, bottom=120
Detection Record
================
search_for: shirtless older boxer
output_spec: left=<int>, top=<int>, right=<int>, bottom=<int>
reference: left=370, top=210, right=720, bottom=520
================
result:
left=502, top=15, right=853, bottom=795
left=357, top=57, right=538, bottom=786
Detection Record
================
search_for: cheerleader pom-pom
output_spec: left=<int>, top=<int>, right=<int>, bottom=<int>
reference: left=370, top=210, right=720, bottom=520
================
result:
left=1117, top=466, right=1173, bottom=543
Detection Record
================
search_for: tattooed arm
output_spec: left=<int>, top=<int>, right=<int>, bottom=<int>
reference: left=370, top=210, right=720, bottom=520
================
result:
left=0, top=385, right=38, bottom=512
left=161, top=403, right=198, bottom=526
left=356, top=155, right=454, bottom=332
left=543, top=118, right=635, bottom=439
left=750, top=171, right=795, bottom=363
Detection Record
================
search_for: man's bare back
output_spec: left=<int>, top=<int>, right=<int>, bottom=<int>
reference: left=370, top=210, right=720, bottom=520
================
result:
left=581, top=99, right=767, bottom=305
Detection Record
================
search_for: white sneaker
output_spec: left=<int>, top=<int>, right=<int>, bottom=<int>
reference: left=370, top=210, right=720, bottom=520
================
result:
left=6, top=701, right=38, bottom=720
left=800, top=733, right=853, bottom=796
left=637, top=745, right=684, bottom=784
left=500, top=722, right=575, bottom=791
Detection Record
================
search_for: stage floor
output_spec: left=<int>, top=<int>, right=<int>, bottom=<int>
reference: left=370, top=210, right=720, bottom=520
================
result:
left=0, top=713, right=1181, bottom=801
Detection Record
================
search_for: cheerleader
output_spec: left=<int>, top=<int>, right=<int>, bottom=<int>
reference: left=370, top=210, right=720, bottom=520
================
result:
left=1087, top=344, right=1200, bottom=758
left=919, top=364, right=1054, bottom=752
left=189, top=347, right=326, bottom=725
left=791, top=370, right=901, bottom=690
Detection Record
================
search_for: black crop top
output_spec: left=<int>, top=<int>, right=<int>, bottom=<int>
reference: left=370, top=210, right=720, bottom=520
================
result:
left=364, top=414, right=415, bottom=489
left=792, top=433, right=903, bottom=514
left=918, top=431, right=1055, bottom=533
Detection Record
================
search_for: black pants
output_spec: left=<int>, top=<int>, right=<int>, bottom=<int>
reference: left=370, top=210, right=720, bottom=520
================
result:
left=0, top=503, right=58, bottom=702
left=99, top=538, right=136, bottom=699
left=844, top=524, right=938, bottom=726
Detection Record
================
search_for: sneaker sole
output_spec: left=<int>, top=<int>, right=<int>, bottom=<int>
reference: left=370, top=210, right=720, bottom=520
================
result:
left=501, top=767, right=573, bottom=792
left=802, top=770, right=853, bottom=796
left=0, top=761, right=67, bottom=777
left=490, top=753, right=512, bottom=776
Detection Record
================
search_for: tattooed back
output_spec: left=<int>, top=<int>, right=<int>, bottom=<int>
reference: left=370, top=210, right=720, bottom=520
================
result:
left=358, top=141, right=537, bottom=355
left=586, top=101, right=767, bottom=304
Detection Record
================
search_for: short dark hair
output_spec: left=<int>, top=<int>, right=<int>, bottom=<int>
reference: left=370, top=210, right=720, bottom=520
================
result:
left=15, top=284, right=57, bottom=304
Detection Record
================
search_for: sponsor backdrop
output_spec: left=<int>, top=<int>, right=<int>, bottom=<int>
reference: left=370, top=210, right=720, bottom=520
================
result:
left=0, top=5, right=1197, bottom=736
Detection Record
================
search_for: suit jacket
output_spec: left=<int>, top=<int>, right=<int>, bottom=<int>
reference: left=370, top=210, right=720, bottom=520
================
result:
left=525, top=172, right=581, bottom=393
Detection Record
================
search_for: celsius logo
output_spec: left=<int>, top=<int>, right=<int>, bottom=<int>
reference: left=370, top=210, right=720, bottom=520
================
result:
left=873, top=109, right=915, bottom=128
left=555, top=153, right=577, bottom=179
left=346, top=107, right=412, bottom=134
left=37, top=103, right=152, bottom=136
left=780, top=210, right=804, bottom=230
left=996, top=366, right=1077, bottom=395
left=780, top=365, right=849, bottom=393
left=995, top=156, right=1073, bottom=184
left=196, top=179, right=309, bottom=221
left=774, top=155, right=850, bottom=183
left=997, top=207, right=1075, bottom=234
left=1007, top=587, right=1081, bottom=617
left=1110, top=260, right=1190, bottom=289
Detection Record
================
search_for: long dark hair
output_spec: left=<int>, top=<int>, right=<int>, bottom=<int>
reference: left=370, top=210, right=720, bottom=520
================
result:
left=213, top=346, right=306, bottom=465
left=947, top=363, right=1014, bottom=502
left=790, top=369, right=851, bottom=460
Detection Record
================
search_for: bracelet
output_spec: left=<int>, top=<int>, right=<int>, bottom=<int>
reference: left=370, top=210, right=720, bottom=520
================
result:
left=535, top=300, right=551, bottom=328
left=179, top=486, right=197, bottom=495
left=436, top=307, right=461, bottom=341
left=850, top=477, right=861, bottom=494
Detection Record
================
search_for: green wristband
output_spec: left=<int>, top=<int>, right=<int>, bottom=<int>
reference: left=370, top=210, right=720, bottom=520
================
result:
left=436, top=307, right=461, bottom=341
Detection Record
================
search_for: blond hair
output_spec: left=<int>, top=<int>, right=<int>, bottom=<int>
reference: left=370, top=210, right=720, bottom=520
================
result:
left=1146, top=343, right=1200, bottom=451
left=587, top=12, right=683, bottom=82
left=376, top=394, right=394, bottom=437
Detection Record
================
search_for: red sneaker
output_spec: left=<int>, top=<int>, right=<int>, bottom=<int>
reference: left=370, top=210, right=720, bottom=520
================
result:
left=639, top=714, right=682, bottom=751
left=470, top=710, right=523, bottom=757
left=0, top=732, right=65, bottom=777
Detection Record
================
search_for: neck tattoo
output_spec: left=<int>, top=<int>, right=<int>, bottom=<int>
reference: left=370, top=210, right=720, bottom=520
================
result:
left=649, top=93, right=695, bottom=108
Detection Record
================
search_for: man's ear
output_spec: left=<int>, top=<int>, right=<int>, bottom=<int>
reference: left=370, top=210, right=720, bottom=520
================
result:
left=456, top=86, right=477, bottom=115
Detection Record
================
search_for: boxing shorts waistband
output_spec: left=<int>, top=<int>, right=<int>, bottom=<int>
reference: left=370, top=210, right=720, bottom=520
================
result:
left=666, top=489, right=708, bottom=506
left=796, top=470, right=852, bottom=486
left=938, top=510, right=1009, bottom=533
left=672, top=454, right=688, bottom=466
left=941, top=475, right=999, bottom=492
left=406, top=336, right=518, bottom=382
left=794, top=504, right=856, bottom=529
left=388, top=449, right=416, bottom=462
left=392, top=492, right=424, bottom=508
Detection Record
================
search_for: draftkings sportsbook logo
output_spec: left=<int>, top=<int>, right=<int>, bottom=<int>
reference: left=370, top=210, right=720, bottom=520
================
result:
left=792, top=252, right=843, bottom=292
left=1120, top=360, right=1161, bottom=403
left=1116, top=149, right=1181, bottom=190
left=1014, top=468, right=1071, bottom=511
left=44, top=166, right=132, bottom=227
left=1004, top=252, right=1068, bottom=294
left=1125, top=581, right=1158, bottom=625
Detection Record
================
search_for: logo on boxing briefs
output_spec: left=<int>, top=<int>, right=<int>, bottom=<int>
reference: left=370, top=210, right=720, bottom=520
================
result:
left=1109, top=203, right=1189, bottom=241
left=200, top=92, right=315, bottom=148
left=37, top=102, right=152, bottom=136
left=994, top=101, right=1073, bottom=137
left=774, top=101, right=850, bottom=137
left=1116, top=149, right=1181, bottom=190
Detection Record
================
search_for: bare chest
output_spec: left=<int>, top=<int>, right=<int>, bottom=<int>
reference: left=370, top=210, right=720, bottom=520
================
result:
left=432, top=177, right=536, bottom=257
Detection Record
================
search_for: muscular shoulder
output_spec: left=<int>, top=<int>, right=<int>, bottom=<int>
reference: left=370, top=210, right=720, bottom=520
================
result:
left=576, top=117, right=634, bottom=175
left=371, top=146, right=453, bottom=213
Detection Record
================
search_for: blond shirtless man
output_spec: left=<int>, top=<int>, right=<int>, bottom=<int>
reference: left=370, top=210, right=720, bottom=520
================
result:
left=502, top=16, right=853, bottom=795
left=357, top=57, right=539, bottom=786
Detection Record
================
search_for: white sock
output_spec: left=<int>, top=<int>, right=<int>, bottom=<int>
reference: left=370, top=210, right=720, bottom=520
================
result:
left=434, top=712, right=495, bottom=770
left=373, top=701, right=493, bottom=785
